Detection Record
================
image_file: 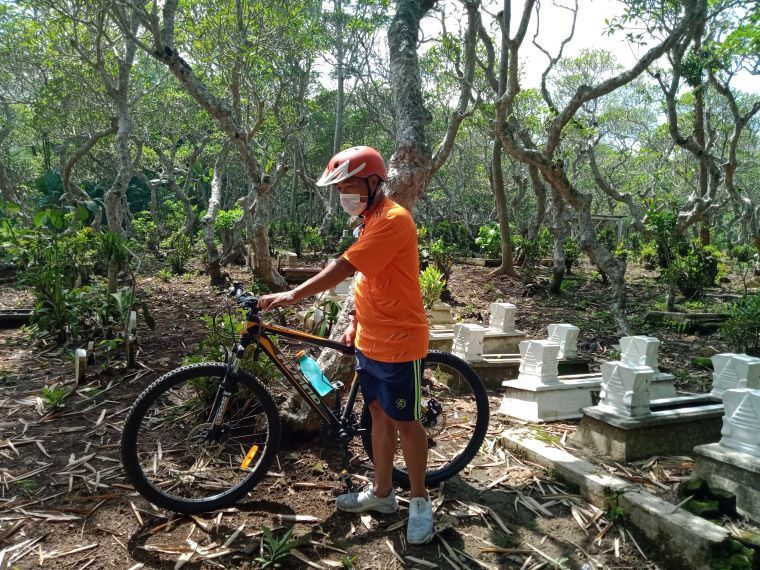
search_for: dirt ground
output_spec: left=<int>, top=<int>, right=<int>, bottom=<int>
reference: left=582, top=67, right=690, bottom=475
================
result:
left=0, top=261, right=749, bottom=569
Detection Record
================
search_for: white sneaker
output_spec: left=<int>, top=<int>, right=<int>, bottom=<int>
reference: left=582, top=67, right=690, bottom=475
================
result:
left=407, top=496, right=434, bottom=544
left=336, top=485, right=399, bottom=513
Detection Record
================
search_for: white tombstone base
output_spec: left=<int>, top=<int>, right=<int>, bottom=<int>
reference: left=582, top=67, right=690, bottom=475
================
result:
left=693, top=443, right=760, bottom=525
left=498, top=377, right=602, bottom=422
left=649, top=372, right=677, bottom=399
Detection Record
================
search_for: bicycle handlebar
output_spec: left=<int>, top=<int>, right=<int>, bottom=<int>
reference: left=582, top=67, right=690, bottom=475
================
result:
left=228, top=282, right=259, bottom=311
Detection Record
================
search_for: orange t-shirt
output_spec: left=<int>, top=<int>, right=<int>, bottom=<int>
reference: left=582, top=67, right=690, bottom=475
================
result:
left=342, top=199, right=429, bottom=363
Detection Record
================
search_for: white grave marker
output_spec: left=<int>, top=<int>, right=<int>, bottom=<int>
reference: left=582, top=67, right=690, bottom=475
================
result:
left=597, top=361, right=653, bottom=418
left=547, top=324, right=579, bottom=359
left=620, top=336, right=660, bottom=370
left=517, top=340, right=561, bottom=385
left=489, top=302, right=516, bottom=333
left=452, top=323, right=486, bottom=362
left=710, top=353, right=760, bottom=399
left=720, top=389, right=760, bottom=456
left=74, top=349, right=87, bottom=384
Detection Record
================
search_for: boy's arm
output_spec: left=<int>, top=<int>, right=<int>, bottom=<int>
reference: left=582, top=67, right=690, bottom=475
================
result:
left=258, top=257, right=356, bottom=310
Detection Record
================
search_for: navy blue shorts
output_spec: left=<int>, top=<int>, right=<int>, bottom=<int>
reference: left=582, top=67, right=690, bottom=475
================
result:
left=355, top=349, right=425, bottom=422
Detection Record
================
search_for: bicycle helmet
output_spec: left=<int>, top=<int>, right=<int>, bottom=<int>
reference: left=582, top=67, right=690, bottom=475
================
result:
left=316, top=146, right=387, bottom=187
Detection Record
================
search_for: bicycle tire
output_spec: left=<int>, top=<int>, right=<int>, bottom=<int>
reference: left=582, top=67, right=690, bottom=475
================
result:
left=359, top=350, right=489, bottom=487
left=121, top=362, right=281, bottom=513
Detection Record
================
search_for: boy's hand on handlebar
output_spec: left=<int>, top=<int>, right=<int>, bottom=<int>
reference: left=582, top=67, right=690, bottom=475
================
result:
left=258, top=291, right=297, bottom=311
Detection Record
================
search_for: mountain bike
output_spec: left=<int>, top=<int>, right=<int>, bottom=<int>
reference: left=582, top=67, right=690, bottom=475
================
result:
left=121, top=283, right=489, bottom=513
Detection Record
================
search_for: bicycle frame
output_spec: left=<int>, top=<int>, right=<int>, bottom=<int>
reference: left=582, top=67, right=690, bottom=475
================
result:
left=226, top=309, right=362, bottom=435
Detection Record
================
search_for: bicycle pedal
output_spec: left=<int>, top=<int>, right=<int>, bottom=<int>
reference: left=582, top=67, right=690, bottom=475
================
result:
left=339, top=470, right=357, bottom=494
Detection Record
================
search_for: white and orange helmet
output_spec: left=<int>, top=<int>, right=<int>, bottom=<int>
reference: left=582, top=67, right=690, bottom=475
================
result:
left=316, top=146, right=387, bottom=187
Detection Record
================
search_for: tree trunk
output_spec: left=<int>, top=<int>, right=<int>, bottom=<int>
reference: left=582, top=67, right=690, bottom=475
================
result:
left=547, top=190, right=569, bottom=294
left=157, top=145, right=200, bottom=236
left=489, top=138, right=518, bottom=277
left=319, top=0, right=345, bottom=239
left=61, top=123, right=116, bottom=209
left=203, top=141, right=230, bottom=286
left=251, top=184, right=287, bottom=291
left=104, top=104, right=134, bottom=293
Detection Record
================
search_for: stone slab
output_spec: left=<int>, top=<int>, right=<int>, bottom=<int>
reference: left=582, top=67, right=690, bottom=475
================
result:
left=453, top=256, right=501, bottom=267
left=572, top=404, right=724, bottom=461
left=498, top=429, right=732, bottom=570
left=498, top=377, right=602, bottom=421
left=428, top=329, right=525, bottom=354
left=693, top=442, right=760, bottom=524
left=467, top=354, right=591, bottom=391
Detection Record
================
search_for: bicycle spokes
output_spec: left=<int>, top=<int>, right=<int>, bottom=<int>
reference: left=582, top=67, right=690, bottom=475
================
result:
left=133, top=372, right=272, bottom=501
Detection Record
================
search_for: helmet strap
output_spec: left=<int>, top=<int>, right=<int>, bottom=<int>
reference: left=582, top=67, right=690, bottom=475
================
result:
left=362, top=177, right=381, bottom=214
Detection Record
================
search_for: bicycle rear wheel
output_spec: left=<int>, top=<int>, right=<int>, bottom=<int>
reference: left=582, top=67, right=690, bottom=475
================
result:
left=360, top=350, right=489, bottom=486
left=121, top=363, right=280, bottom=513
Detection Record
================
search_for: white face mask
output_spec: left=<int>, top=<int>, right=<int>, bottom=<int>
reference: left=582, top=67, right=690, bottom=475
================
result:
left=339, top=193, right=365, bottom=216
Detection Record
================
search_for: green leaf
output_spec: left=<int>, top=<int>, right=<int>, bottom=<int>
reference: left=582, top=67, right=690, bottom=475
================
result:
left=48, top=208, right=64, bottom=231
left=33, top=210, right=47, bottom=228
left=75, top=205, right=89, bottom=222
left=141, top=304, right=156, bottom=331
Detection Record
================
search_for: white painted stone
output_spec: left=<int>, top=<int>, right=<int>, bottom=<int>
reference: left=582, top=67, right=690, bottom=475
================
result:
left=620, top=336, right=660, bottom=370
left=74, top=349, right=87, bottom=383
left=710, top=353, right=760, bottom=399
left=517, top=340, right=560, bottom=385
left=547, top=324, right=580, bottom=359
left=499, top=376, right=602, bottom=421
left=128, top=311, right=138, bottom=335
left=597, top=361, right=653, bottom=418
left=452, top=323, right=486, bottom=362
left=721, top=389, right=760, bottom=456
left=281, top=252, right=298, bottom=267
left=649, top=373, right=677, bottom=399
left=489, top=302, right=516, bottom=333
left=428, top=301, right=455, bottom=326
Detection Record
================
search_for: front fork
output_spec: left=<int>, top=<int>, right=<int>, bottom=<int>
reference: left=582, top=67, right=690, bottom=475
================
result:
left=205, top=348, right=243, bottom=442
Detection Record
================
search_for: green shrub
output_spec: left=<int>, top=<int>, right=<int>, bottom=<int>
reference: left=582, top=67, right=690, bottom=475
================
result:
left=564, top=237, right=581, bottom=269
left=163, top=199, right=197, bottom=236
left=721, top=293, right=760, bottom=356
left=419, top=265, right=445, bottom=309
left=640, top=241, right=658, bottom=266
left=214, top=207, right=243, bottom=232
left=303, top=226, right=325, bottom=254
left=538, top=226, right=553, bottom=258
left=132, top=212, right=160, bottom=252
left=513, top=233, right=540, bottom=265
left=644, top=209, right=683, bottom=268
left=164, top=232, right=193, bottom=274
left=281, top=220, right=303, bottom=257
left=668, top=240, right=722, bottom=300
left=99, top=230, right=129, bottom=270
left=475, top=223, right=501, bottom=258
left=431, top=220, right=474, bottom=253
left=429, top=239, right=457, bottom=279
left=729, top=244, right=755, bottom=263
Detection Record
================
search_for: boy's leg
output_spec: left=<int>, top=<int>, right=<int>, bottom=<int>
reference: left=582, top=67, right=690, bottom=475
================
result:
left=394, top=418, right=428, bottom=499
left=368, top=399, right=396, bottom=498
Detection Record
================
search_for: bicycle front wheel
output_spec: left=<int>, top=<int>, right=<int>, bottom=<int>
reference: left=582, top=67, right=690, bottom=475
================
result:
left=121, top=363, right=281, bottom=513
left=360, top=350, right=489, bottom=487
